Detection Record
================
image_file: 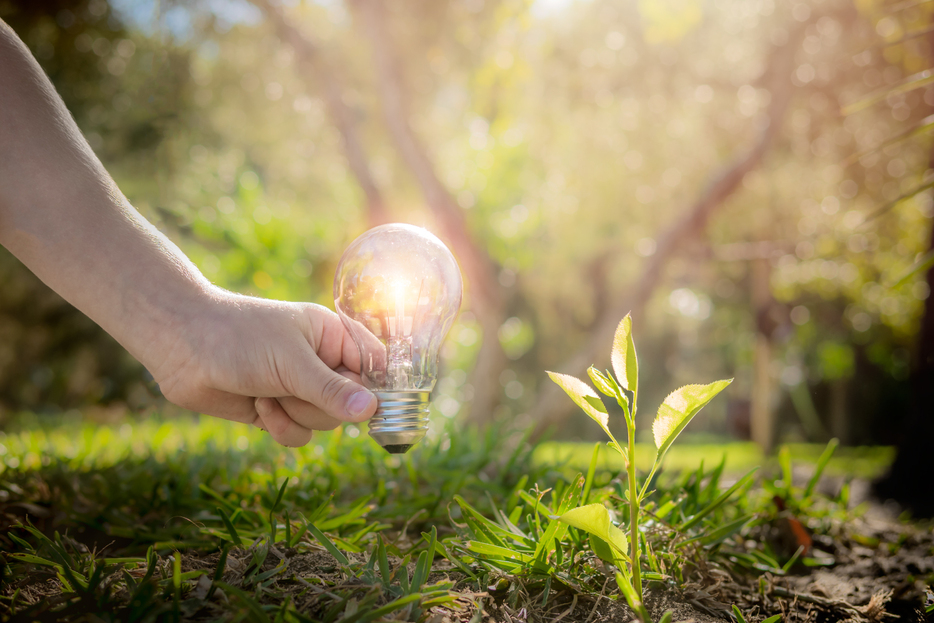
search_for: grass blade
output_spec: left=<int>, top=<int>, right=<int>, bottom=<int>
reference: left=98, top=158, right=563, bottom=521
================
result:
left=679, top=468, right=758, bottom=531
left=680, top=514, right=756, bottom=548
left=217, top=507, right=243, bottom=547
left=582, top=442, right=600, bottom=505
left=803, top=438, right=839, bottom=499
left=307, top=523, right=350, bottom=566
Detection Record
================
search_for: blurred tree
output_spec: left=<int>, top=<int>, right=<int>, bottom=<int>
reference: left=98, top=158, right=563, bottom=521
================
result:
left=350, top=0, right=510, bottom=426
left=0, top=0, right=177, bottom=414
left=848, top=0, right=934, bottom=516
left=2, top=0, right=930, bottom=461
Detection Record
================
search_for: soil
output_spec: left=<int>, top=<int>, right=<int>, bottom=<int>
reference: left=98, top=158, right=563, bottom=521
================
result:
left=4, top=490, right=932, bottom=622
left=197, top=502, right=931, bottom=623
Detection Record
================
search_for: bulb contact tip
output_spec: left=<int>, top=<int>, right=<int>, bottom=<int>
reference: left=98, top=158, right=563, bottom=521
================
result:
left=368, top=391, right=430, bottom=453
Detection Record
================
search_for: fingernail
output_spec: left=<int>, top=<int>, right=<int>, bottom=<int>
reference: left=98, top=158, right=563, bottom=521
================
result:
left=346, top=390, right=375, bottom=418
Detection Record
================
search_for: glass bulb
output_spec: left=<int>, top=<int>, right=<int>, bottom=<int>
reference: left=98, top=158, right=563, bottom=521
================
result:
left=334, top=223, right=462, bottom=454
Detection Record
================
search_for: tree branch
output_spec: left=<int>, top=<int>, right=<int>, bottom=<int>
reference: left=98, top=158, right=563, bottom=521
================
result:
left=351, top=0, right=503, bottom=316
left=251, top=0, right=390, bottom=226
left=352, top=0, right=509, bottom=424
left=530, top=24, right=804, bottom=440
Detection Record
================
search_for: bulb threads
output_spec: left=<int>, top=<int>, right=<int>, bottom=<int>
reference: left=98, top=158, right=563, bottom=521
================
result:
left=368, top=391, right=430, bottom=453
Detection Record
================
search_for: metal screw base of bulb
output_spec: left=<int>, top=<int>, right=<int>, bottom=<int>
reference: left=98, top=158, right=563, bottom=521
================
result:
left=368, top=391, right=430, bottom=454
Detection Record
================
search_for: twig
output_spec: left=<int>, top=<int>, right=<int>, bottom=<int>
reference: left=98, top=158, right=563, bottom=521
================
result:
left=584, top=578, right=612, bottom=623
left=552, top=595, right=577, bottom=623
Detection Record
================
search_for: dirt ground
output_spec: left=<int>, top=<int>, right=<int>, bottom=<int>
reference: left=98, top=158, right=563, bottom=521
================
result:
left=235, top=501, right=933, bottom=623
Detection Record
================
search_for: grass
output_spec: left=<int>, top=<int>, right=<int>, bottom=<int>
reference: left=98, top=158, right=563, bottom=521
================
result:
left=534, top=440, right=896, bottom=480
left=0, top=414, right=903, bottom=622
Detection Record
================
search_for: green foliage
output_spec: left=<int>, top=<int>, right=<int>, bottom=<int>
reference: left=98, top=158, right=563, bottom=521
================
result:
left=0, top=415, right=540, bottom=621
left=611, top=314, right=639, bottom=397
left=0, top=0, right=927, bottom=445
left=0, top=415, right=899, bottom=622
left=550, top=316, right=732, bottom=619
left=557, top=504, right=628, bottom=563
left=652, top=380, right=732, bottom=459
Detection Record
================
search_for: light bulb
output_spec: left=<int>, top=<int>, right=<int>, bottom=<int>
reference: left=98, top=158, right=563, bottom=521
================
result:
left=334, top=223, right=463, bottom=454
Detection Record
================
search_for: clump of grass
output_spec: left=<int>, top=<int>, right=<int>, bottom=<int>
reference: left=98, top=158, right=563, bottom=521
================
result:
left=0, top=417, right=542, bottom=621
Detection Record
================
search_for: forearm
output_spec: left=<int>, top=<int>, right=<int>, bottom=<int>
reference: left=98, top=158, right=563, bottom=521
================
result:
left=0, top=19, right=211, bottom=374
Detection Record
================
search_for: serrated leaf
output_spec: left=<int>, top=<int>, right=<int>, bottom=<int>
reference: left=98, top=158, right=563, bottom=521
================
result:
left=611, top=315, right=638, bottom=394
left=584, top=395, right=608, bottom=413
left=557, top=504, right=627, bottom=560
left=547, top=372, right=611, bottom=438
left=653, top=380, right=732, bottom=455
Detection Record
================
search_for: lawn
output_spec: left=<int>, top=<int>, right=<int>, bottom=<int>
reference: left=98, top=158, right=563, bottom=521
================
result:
left=0, top=415, right=930, bottom=622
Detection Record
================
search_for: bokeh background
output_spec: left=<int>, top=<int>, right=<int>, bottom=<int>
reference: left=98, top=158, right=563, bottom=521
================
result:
left=1, top=0, right=931, bottom=469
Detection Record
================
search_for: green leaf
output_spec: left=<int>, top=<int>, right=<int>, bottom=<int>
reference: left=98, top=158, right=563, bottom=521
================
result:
left=10, top=553, right=61, bottom=568
left=653, top=380, right=732, bottom=455
left=587, top=366, right=618, bottom=398
left=611, top=314, right=638, bottom=395
left=761, top=616, right=782, bottom=623
left=546, top=372, right=611, bottom=438
left=732, top=604, right=747, bottom=623
left=589, top=534, right=622, bottom=565
left=557, top=504, right=627, bottom=560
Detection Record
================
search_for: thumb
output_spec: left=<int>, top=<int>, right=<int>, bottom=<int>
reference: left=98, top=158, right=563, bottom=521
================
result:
left=294, top=353, right=377, bottom=422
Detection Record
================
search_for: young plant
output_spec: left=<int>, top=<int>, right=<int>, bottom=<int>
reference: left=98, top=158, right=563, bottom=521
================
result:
left=547, top=314, right=731, bottom=619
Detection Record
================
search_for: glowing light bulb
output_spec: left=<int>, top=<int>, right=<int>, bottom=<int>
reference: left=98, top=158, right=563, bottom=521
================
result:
left=334, top=223, right=462, bottom=454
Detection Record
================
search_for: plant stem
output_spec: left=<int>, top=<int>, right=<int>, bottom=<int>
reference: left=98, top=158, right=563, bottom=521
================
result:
left=627, top=422, right=642, bottom=603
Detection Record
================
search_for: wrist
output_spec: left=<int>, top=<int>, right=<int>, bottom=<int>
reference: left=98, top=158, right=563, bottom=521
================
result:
left=120, top=269, right=219, bottom=379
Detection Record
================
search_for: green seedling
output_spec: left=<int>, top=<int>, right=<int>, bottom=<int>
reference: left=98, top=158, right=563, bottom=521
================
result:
left=548, top=314, right=732, bottom=620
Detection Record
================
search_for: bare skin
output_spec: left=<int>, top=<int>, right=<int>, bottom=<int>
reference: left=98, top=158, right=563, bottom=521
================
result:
left=0, top=19, right=376, bottom=446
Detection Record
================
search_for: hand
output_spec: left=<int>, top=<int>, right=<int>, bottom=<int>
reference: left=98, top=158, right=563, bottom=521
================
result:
left=0, top=21, right=374, bottom=446
left=151, top=288, right=377, bottom=447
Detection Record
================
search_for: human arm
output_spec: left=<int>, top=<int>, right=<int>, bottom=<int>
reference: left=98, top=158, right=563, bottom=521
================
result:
left=0, top=19, right=375, bottom=446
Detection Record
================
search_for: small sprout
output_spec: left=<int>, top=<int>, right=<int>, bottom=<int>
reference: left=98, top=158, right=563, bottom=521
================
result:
left=550, top=314, right=732, bottom=619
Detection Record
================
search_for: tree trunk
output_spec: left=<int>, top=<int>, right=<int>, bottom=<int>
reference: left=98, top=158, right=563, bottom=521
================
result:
left=352, top=0, right=509, bottom=425
left=873, top=19, right=934, bottom=518
left=252, top=0, right=390, bottom=227
left=751, top=257, right=776, bottom=453
left=875, top=217, right=934, bottom=517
